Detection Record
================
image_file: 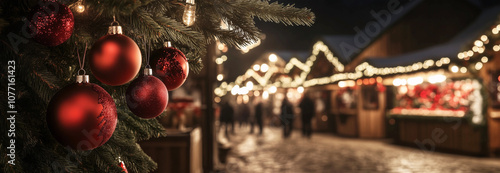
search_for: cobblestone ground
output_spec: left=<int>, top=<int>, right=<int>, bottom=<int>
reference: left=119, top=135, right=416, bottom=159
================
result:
left=220, top=127, right=500, bottom=173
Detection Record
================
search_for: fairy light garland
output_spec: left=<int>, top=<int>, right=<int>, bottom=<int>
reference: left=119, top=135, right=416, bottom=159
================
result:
left=215, top=21, right=500, bottom=97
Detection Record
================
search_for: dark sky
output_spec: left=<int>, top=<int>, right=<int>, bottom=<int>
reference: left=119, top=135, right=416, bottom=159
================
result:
left=223, top=0, right=498, bottom=81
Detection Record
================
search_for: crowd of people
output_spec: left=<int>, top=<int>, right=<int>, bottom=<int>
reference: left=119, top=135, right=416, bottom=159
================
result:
left=219, top=92, right=316, bottom=139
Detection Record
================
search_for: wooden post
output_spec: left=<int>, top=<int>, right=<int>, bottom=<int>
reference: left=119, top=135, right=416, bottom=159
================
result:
left=202, top=42, right=216, bottom=172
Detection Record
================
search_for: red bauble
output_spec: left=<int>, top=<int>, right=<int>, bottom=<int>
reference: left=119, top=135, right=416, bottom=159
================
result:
left=150, top=46, right=189, bottom=90
left=46, top=81, right=117, bottom=150
left=28, top=0, right=74, bottom=46
left=126, top=73, right=169, bottom=119
left=89, top=34, right=142, bottom=86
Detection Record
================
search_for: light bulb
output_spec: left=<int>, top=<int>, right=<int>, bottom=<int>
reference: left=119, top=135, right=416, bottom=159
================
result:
left=183, top=0, right=196, bottom=26
left=74, top=0, right=85, bottom=13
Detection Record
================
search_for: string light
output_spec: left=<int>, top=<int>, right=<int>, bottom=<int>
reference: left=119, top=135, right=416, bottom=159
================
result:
left=74, top=0, right=85, bottom=13
left=475, top=62, right=483, bottom=70
left=215, top=58, right=223, bottom=64
left=481, top=56, right=488, bottom=63
left=269, top=54, right=278, bottom=62
left=260, top=64, right=269, bottom=72
left=183, top=0, right=196, bottom=26
left=450, top=65, right=459, bottom=73
left=268, top=86, right=277, bottom=94
left=460, top=67, right=467, bottom=73
left=297, top=86, right=304, bottom=93
left=246, top=81, right=254, bottom=90
left=253, top=64, right=260, bottom=71
left=217, top=74, right=224, bottom=81
left=262, top=91, right=269, bottom=99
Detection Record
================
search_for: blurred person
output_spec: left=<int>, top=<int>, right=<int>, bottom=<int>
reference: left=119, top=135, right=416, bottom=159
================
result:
left=220, top=100, right=235, bottom=138
left=239, top=101, right=250, bottom=128
left=280, top=97, right=294, bottom=138
left=299, top=91, right=315, bottom=138
left=252, top=97, right=264, bottom=135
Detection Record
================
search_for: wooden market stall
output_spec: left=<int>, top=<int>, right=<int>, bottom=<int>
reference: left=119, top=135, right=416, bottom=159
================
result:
left=360, top=5, right=500, bottom=154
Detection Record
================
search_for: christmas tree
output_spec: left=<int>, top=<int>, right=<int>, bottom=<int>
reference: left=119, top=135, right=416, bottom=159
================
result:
left=0, top=0, right=314, bottom=172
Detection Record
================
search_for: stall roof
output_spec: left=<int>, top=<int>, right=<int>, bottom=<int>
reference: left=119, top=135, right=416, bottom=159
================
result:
left=273, top=51, right=310, bottom=62
left=366, top=5, right=500, bottom=68
left=318, top=0, right=424, bottom=64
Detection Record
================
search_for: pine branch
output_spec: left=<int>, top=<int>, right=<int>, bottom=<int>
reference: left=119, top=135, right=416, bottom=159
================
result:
left=231, top=0, right=315, bottom=26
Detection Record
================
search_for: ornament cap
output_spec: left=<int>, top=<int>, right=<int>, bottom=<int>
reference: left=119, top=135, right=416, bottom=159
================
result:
left=76, top=75, right=90, bottom=83
left=108, top=25, right=123, bottom=35
left=143, top=67, right=153, bottom=76
left=164, top=41, right=172, bottom=48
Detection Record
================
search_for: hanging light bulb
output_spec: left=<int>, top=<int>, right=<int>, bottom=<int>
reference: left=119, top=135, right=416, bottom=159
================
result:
left=74, top=0, right=85, bottom=13
left=183, top=0, right=196, bottom=26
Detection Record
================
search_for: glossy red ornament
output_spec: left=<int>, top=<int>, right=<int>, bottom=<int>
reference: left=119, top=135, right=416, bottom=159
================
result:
left=126, top=69, right=169, bottom=119
left=89, top=26, right=141, bottom=86
left=28, top=0, right=74, bottom=46
left=150, top=44, right=189, bottom=90
left=46, top=75, right=117, bottom=150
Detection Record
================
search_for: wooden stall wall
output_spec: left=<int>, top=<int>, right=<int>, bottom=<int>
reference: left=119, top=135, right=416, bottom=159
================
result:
left=479, top=52, right=500, bottom=156
left=332, top=89, right=359, bottom=137
left=357, top=87, right=386, bottom=138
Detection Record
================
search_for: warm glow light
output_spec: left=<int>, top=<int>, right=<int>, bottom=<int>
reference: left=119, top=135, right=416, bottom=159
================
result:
left=254, top=90, right=260, bottom=96
left=183, top=0, right=196, bottom=26
left=393, top=78, right=402, bottom=86
left=269, top=54, right=278, bottom=62
left=75, top=3, right=85, bottom=13
left=253, top=64, right=260, bottom=71
left=262, top=91, right=269, bottom=99
left=474, top=40, right=483, bottom=47
left=217, top=74, right=224, bottom=81
left=481, top=35, right=488, bottom=41
left=481, top=56, right=489, bottom=63
left=246, top=81, right=254, bottom=90
left=268, top=86, right=277, bottom=94
left=297, top=86, right=304, bottom=93
left=238, top=87, right=249, bottom=95
left=407, top=77, right=423, bottom=86
left=494, top=45, right=500, bottom=52
left=428, top=75, right=446, bottom=84
left=231, top=85, right=239, bottom=95
left=460, top=67, right=467, bottom=73
left=243, top=95, right=249, bottom=104
left=475, top=62, right=483, bottom=70
left=451, top=65, right=459, bottom=73
left=214, top=97, right=221, bottom=103
left=338, top=81, right=346, bottom=88
left=260, top=64, right=269, bottom=72
left=221, top=55, right=228, bottom=61
left=215, top=58, right=223, bottom=64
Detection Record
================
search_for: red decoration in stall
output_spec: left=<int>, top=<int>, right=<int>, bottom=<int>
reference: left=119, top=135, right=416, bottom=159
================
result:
left=46, top=77, right=117, bottom=150
left=28, top=0, right=74, bottom=46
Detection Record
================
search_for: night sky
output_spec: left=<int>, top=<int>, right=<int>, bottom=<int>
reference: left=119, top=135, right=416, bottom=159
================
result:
left=223, top=0, right=499, bottom=82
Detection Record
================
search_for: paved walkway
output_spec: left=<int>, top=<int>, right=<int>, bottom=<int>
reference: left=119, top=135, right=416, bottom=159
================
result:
left=220, top=127, right=500, bottom=173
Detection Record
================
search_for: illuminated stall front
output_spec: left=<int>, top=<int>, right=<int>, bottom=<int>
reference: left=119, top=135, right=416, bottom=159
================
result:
left=364, top=7, right=500, bottom=154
